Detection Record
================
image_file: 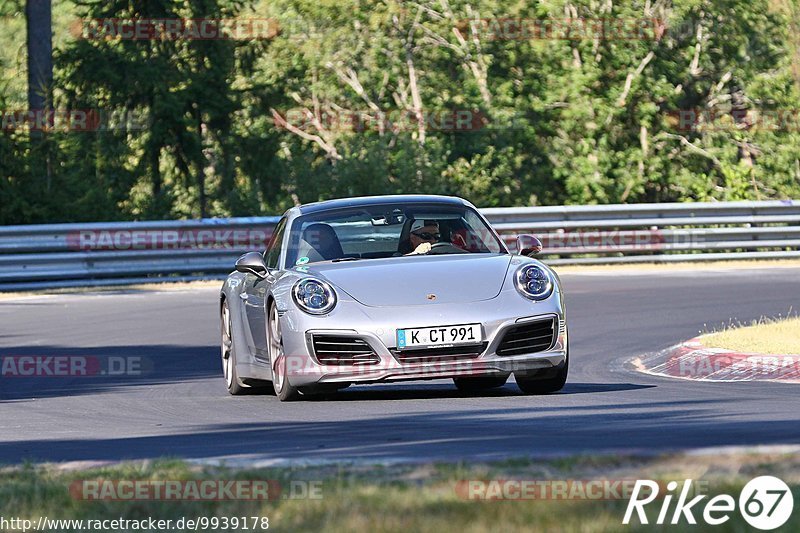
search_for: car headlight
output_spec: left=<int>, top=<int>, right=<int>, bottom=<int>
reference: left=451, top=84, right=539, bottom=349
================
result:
left=293, top=279, right=337, bottom=315
left=514, top=264, right=554, bottom=301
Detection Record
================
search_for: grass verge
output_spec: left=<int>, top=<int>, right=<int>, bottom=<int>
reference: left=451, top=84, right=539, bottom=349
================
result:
left=1, top=452, right=798, bottom=532
left=701, top=316, right=800, bottom=355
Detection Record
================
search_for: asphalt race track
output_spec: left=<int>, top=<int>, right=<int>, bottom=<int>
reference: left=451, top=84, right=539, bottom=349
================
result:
left=1, top=266, right=799, bottom=465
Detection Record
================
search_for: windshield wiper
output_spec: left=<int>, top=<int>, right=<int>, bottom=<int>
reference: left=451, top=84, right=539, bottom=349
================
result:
left=332, top=257, right=363, bottom=262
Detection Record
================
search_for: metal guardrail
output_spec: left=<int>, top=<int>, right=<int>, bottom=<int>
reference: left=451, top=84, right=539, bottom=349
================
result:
left=0, top=200, right=798, bottom=290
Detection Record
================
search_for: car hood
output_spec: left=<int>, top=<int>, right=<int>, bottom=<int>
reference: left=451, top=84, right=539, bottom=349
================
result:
left=301, top=254, right=513, bottom=307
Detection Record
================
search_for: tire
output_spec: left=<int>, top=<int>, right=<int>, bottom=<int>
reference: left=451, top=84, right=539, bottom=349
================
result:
left=221, top=300, right=247, bottom=395
left=268, top=302, right=300, bottom=402
left=453, top=375, right=509, bottom=392
left=515, top=360, right=568, bottom=395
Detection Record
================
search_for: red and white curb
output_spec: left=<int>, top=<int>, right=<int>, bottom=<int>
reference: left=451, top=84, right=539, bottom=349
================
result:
left=633, top=338, right=800, bottom=383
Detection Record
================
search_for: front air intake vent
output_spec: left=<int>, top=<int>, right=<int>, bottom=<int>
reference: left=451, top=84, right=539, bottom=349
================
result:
left=391, top=343, right=487, bottom=365
left=311, top=335, right=380, bottom=366
left=496, top=317, right=556, bottom=356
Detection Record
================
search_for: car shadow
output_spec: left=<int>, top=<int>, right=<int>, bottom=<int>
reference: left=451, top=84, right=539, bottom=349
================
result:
left=302, top=382, right=654, bottom=401
left=0, top=344, right=220, bottom=401
left=4, top=399, right=799, bottom=464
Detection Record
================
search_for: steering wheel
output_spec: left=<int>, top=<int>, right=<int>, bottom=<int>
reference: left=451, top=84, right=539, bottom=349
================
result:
left=427, top=242, right=469, bottom=255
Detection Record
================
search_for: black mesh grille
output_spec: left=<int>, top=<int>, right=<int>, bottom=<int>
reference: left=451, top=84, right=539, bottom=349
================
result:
left=496, top=318, right=556, bottom=356
left=311, top=335, right=380, bottom=366
left=391, top=343, right=487, bottom=364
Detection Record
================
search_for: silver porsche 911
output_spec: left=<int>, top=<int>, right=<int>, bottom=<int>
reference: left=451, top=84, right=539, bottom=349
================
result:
left=219, top=195, right=568, bottom=401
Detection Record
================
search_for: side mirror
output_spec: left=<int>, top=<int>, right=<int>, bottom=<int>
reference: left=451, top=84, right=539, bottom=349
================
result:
left=235, top=252, right=269, bottom=278
left=516, top=234, right=543, bottom=257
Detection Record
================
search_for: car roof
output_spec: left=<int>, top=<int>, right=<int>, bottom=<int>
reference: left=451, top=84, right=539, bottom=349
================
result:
left=296, top=195, right=468, bottom=215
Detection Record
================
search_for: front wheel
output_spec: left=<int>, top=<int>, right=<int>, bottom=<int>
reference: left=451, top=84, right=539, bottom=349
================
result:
left=221, top=300, right=246, bottom=395
left=268, top=302, right=300, bottom=401
left=515, top=360, right=568, bottom=395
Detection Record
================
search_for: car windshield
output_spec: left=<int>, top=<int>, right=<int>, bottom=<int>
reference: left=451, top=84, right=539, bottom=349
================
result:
left=284, top=203, right=506, bottom=267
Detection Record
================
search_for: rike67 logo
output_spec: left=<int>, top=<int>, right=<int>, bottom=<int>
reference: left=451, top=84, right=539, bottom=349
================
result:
left=624, top=476, right=794, bottom=530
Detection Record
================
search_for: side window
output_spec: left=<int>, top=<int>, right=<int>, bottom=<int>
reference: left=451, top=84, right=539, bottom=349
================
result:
left=264, top=218, right=287, bottom=269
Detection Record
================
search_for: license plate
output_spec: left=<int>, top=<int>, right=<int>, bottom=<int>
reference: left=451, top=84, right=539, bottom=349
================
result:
left=396, top=323, right=483, bottom=350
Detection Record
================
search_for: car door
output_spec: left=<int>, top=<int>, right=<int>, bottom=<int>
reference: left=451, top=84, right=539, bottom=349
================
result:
left=242, top=217, right=286, bottom=360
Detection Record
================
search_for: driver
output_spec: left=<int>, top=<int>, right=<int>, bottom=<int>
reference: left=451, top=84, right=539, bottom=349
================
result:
left=405, top=219, right=440, bottom=255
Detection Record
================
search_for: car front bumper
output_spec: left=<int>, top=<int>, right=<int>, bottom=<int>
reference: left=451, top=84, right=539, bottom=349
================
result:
left=279, top=289, right=568, bottom=387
